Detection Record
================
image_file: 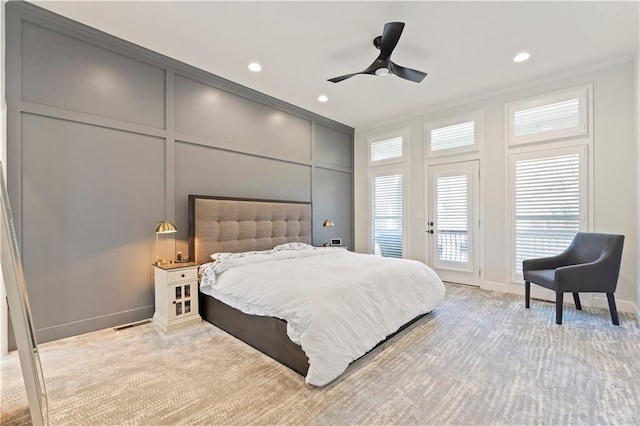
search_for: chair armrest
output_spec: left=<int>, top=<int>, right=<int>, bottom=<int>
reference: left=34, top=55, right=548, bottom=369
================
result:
left=522, top=254, right=569, bottom=273
left=555, top=254, right=619, bottom=292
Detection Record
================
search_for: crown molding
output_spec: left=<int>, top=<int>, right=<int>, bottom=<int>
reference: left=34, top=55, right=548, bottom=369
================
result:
left=8, top=0, right=354, bottom=135
left=356, top=55, right=634, bottom=134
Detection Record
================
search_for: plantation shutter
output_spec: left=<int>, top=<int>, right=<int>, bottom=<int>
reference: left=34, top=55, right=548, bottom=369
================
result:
left=370, top=137, right=403, bottom=163
left=514, top=98, right=580, bottom=137
left=431, top=121, right=475, bottom=152
left=514, top=153, right=581, bottom=274
left=436, top=174, right=468, bottom=263
left=371, top=173, right=403, bottom=258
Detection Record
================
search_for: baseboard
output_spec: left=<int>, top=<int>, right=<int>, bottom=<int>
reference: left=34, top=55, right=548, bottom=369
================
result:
left=482, top=280, right=557, bottom=302
left=480, top=280, right=636, bottom=313
left=591, top=294, right=638, bottom=315
left=9, top=305, right=155, bottom=351
left=481, top=280, right=510, bottom=293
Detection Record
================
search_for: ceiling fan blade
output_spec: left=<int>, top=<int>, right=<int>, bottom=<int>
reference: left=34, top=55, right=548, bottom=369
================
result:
left=379, top=22, right=405, bottom=61
left=328, top=67, right=377, bottom=83
left=327, top=73, right=360, bottom=83
left=390, top=61, right=428, bottom=83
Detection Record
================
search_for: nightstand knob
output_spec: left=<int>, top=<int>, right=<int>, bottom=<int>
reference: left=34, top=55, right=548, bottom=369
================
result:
left=172, top=301, right=177, bottom=304
left=181, top=274, right=185, bottom=278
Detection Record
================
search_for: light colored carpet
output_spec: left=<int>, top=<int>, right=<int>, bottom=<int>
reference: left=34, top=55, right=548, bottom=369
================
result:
left=2, top=283, right=639, bottom=425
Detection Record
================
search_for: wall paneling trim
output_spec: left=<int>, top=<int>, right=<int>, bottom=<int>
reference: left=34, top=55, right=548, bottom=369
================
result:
left=5, top=2, right=354, bottom=348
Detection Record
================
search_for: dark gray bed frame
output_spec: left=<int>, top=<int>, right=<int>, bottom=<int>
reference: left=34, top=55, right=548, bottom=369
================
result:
left=189, top=195, right=426, bottom=378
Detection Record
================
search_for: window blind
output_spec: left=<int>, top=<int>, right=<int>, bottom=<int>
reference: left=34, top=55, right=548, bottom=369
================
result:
left=430, top=120, right=475, bottom=152
left=370, top=137, right=403, bottom=163
left=371, top=173, right=403, bottom=258
left=436, top=174, right=468, bottom=263
left=514, top=98, right=580, bottom=137
left=514, top=153, right=581, bottom=274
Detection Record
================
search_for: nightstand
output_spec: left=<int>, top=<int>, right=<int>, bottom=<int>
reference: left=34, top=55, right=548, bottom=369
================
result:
left=153, top=262, right=200, bottom=332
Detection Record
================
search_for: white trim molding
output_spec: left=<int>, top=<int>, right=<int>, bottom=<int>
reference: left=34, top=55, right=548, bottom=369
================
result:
left=357, top=57, right=627, bottom=132
left=482, top=281, right=638, bottom=314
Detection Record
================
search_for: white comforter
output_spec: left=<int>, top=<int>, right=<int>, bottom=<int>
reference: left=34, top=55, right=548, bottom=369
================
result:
left=200, top=245, right=445, bottom=386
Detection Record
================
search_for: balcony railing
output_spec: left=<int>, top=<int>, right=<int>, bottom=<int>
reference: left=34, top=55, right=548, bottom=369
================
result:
left=437, top=229, right=468, bottom=263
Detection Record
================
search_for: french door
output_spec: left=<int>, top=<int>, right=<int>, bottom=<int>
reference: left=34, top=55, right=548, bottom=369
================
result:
left=426, top=160, right=480, bottom=286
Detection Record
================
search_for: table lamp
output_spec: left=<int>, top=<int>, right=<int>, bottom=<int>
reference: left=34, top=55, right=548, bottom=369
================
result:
left=322, top=219, right=334, bottom=247
left=155, top=221, right=177, bottom=265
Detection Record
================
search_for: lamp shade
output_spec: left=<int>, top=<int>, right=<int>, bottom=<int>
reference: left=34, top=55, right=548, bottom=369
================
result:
left=155, top=221, right=177, bottom=234
left=322, top=219, right=335, bottom=228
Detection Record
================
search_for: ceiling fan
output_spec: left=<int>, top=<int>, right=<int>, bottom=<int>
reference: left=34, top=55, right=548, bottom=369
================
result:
left=328, top=22, right=428, bottom=84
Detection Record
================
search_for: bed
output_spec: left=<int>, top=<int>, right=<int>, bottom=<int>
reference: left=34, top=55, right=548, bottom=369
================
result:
left=189, top=195, right=445, bottom=386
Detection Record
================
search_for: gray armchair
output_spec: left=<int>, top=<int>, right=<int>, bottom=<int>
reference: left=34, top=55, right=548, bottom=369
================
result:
left=522, top=232, right=625, bottom=325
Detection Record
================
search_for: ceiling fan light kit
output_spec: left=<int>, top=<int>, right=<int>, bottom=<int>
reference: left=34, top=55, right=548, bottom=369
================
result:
left=328, top=21, right=428, bottom=84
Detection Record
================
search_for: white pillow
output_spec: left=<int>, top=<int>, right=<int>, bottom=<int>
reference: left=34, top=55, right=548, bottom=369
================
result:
left=271, top=242, right=314, bottom=252
left=210, top=252, right=233, bottom=261
left=210, top=249, right=271, bottom=261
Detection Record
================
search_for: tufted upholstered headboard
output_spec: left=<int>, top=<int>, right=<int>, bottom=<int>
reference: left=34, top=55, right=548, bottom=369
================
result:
left=188, top=195, right=312, bottom=264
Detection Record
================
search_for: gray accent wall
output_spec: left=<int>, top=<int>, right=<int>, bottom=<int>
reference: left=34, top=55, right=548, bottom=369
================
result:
left=313, top=168, right=353, bottom=249
left=5, top=2, right=354, bottom=348
left=175, top=75, right=312, bottom=161
left=174, top=143, right=312, bottom=249
left=313, top=123, right=354, bottom=248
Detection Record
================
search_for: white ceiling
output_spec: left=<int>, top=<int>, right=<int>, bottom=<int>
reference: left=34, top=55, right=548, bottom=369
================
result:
left=33, top=1, right=639, bottom=128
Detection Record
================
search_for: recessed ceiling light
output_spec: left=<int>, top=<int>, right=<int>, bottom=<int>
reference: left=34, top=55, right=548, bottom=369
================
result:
left=248, top=62, right=262, bottom=72
left=317, top=95, right=329, bottom=103
left=513, top=52, right=531, bottom=63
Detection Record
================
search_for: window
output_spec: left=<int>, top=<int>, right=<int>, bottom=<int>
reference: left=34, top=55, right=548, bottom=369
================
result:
left=507, top=86, right=588, bottom=145
left=367, top=128, right=408, bottom=258
left=510, top=147, right=586, bottom=277
left=370, top=136, right=402, bottom=162
left=507, top=85, right=591, bottom=282
left=370, top=172, right=404, bottom=258
left=425, top=111, right=482, bottom=157
left=368, top=129, right=407, bottom=165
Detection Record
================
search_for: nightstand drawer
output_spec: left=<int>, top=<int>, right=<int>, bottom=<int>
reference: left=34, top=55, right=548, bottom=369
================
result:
left=168, top=268, right=198, bottom=282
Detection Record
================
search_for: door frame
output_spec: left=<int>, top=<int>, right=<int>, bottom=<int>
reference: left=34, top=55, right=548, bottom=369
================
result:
left=425, top=159, right=481, bottom=286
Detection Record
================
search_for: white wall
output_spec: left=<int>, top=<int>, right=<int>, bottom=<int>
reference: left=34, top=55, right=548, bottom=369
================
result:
left=355, top=61, right=638, bottom=312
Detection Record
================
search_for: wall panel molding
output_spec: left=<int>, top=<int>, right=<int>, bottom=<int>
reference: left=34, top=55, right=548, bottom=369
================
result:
left=36, top=305, right=155, bottom=344
left=20, top=101, right=168, bottom=138
left=5, top=1, right=354, bottom=348
left=10, top=1, right=353, bottom=135
left=174, top=74, right=312, bottom=161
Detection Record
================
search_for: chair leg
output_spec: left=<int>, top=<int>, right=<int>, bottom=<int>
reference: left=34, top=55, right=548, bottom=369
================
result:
left=572, top=292, right=582, bottom=310
left=555, top=292, right=563, bottom=324
left=606, top=293, right=620, bottom=326
left=525, top=281, right=530, bottom=309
